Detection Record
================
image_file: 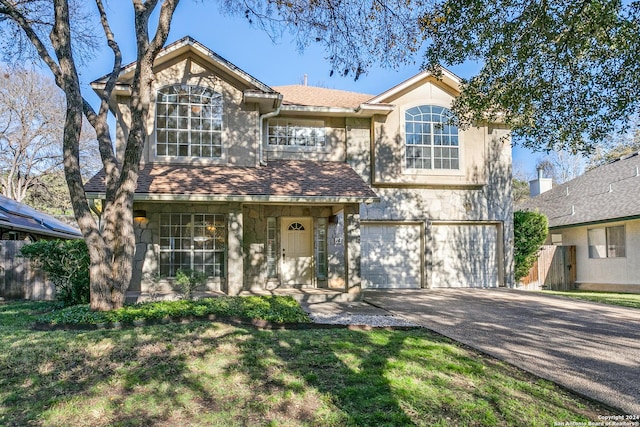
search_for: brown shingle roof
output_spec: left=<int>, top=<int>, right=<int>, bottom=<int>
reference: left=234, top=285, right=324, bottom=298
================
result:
left=272, top=85, right=374, bottom=109
left=84, top=160, right=378, bottom=202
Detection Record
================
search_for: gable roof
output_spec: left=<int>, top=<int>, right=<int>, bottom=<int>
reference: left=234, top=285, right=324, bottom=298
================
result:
left=84, top=160, right=379, bottom=204
left=91, top=36, right=276, bottom=95
left=519, top=151, right=640, bottom=228
left=0, top=195, right=82, bottom=239
left=367, top=67, right=463, bottom=104
left=272, top=85, right=374, bottom=109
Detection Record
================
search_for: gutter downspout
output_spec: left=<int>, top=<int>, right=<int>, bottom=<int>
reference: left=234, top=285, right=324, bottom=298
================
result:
left=258, top=102, right=282, bottom=166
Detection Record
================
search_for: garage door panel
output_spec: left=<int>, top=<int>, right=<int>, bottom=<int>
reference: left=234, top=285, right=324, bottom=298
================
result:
left=362, top=224, right=422, bottom=289
left=431, top=224, right=499, bottom=288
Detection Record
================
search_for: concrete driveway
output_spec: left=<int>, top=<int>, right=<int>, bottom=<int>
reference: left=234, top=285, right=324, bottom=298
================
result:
left=363, top=288, right=640, bottom=414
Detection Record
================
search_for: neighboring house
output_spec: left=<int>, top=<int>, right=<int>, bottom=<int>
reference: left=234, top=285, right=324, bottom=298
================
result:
left=520, top=151, right=640, bottom=293
left=0, top=195, right=81, bottom=301
left=85, top=36, right=513, bottom=297
left=0, top=194, right=81, bottom=241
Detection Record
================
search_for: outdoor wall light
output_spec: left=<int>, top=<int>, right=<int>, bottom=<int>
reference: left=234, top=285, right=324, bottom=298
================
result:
left=133, top=210, right=147, bottom=221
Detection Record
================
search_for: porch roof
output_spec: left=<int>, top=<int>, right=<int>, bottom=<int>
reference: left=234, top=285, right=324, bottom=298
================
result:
left=84, top=160, right=379, bottom=204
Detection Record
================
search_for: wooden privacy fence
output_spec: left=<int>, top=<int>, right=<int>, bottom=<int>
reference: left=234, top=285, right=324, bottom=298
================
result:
left=520, top=245, right=576, bottom=291
left=0, top=241, right=54, bottom=300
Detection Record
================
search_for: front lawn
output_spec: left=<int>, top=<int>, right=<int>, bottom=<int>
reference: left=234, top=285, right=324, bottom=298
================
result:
left=0, top=301, right=612, bottom=426
left=542, top=290, right=640, bottom=309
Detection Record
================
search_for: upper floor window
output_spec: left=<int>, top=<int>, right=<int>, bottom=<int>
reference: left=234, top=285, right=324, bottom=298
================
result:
left=405, top=105, right=459, bottom=170
left=156, top=85, right=223, bottom=158
left=267, top=119, right=325, bottom=147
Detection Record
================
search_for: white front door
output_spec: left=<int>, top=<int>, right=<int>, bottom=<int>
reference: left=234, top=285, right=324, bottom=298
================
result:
left=281, top=217, right=313, bottom=286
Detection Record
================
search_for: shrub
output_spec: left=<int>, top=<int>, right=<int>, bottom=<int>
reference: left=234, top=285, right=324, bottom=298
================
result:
left=36, top=296, right=312, bottom=325
left=514, top=210, right=548, bottom=281
left=173, top=269, right=207, bottom=300
left=20, top=239, right=90, bottom=306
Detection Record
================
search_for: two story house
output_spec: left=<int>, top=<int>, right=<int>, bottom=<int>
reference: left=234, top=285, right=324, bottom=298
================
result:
left=85, top=37, right=514, bottom=297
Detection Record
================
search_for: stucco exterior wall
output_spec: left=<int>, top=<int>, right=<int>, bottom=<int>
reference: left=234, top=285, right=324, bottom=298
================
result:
left=346, top=79, right=514, bottom=288
left=112, top=55, right=259, bottom=167
left=264, top=116, right=346, bottom=162
left=112, top=50, right=514, bottom=294
left=371, top=80, right=488, bottom=187
left=558, top=218, right=640, bottom=290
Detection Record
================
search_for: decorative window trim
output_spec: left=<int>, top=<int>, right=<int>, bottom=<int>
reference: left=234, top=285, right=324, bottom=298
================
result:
left=287, top=222, right=306, bottom=231
left=588, top=225, right=625, bottom=259
left=154, top=85, right=223, bottom=160
left=266, top=217, right=278, bottom=278
left=158, top=213, right=227, bottom=278
left=266, top=118, right=327, bottom=150
left=403, top=105, right=460, bottom=171
left=315, top=217, right=328, bottom=279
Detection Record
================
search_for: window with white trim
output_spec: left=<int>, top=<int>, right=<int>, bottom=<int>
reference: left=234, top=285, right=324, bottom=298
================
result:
left=267, top=119, right=326, bottom=147
left=405, top=105, right=459, bottom=170
left=588, top=225, right=625, bottom=258
left=315, top=218, right=328, bottom=279
left=159, top=214, right=226, bottom=277
left=266, top=217, right=277, bottom=278
left=156, top=85, right=223, bottom=158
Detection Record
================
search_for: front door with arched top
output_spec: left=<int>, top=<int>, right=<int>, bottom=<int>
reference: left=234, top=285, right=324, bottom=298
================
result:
left=280, top=217, right=313, bottom=286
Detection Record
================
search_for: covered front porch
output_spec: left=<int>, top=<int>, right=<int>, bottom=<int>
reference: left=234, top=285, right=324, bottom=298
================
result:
left=82, top=160, right=378, bottom=299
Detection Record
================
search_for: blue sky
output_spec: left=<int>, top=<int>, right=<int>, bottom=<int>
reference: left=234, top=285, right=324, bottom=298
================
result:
left=82, top=1, right=540, bottom=178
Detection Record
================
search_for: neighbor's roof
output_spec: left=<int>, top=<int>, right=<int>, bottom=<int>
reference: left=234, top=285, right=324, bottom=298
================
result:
left=272, top=85, right=374, bottom=109
left=84, top=160, right=379, bottom=204
left=0, top=195, right=82, bottom=239
left=519, top=151, right=640, bottom=228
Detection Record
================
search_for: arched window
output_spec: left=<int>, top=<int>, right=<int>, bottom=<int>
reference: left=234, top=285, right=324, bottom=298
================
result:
left=288, top=222, right=305, bottom=231
left=405, top=105, right=459, bottom=170
left=155, top=85, right=223, bottom=158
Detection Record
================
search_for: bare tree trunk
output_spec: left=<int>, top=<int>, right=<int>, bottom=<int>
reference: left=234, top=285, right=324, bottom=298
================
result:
left=1, top=0, right=179, bottom=310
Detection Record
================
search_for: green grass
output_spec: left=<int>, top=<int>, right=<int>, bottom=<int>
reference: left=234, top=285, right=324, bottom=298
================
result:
left=0, top=301, right=612, bottom=426
left=542, top=290, right=640, bottom=309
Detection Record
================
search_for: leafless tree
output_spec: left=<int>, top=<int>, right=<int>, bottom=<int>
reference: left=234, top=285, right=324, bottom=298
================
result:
left=0, top=0, right=180, bottom=310
left=0, top=66, right=100, bottom=205
left=536, top=150, right=585, bottom=184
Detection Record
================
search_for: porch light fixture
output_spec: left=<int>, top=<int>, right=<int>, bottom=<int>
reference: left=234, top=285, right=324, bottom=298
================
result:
left=133, top=210, right=147, bottom=220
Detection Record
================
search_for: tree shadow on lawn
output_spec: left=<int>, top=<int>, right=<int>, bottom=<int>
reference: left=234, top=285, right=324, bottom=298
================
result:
left=0, top=303, right=603, bottom=426
left=231, top=327, right=417, bottom=426
left=1, top=306, right=420, bottom=426
left=0, top=315, right=243, bottom=426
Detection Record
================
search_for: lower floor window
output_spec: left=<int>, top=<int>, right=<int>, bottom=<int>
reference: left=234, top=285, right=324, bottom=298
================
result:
left=588, top=225, right=625, bottom=258
left=159, top=213, right=226, bottom=277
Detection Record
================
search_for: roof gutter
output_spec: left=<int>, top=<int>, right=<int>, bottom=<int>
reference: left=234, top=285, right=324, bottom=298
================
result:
left=258, top=105, right=281, bottom=166
left=0, top=223, right=82, bottom=240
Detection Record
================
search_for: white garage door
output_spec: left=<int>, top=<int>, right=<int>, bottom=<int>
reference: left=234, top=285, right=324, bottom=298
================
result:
left=431, top=224, right=499, bottom=288
left=361, top=223, right=422, bottom=288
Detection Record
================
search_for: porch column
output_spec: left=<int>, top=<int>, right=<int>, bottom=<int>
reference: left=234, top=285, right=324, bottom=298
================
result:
left=344, top=204, right=362, bottom=295
left=227, top=203, right=243, bottom=295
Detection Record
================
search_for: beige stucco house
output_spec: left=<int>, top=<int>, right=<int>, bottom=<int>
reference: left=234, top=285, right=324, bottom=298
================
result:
left=85, top=37, right=514, bottom=297
left=520, top=152, right=640, bottom=293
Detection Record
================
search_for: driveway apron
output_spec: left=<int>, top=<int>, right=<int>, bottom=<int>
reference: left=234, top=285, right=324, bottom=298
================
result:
left=364, top=288, right=640, bottom=414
